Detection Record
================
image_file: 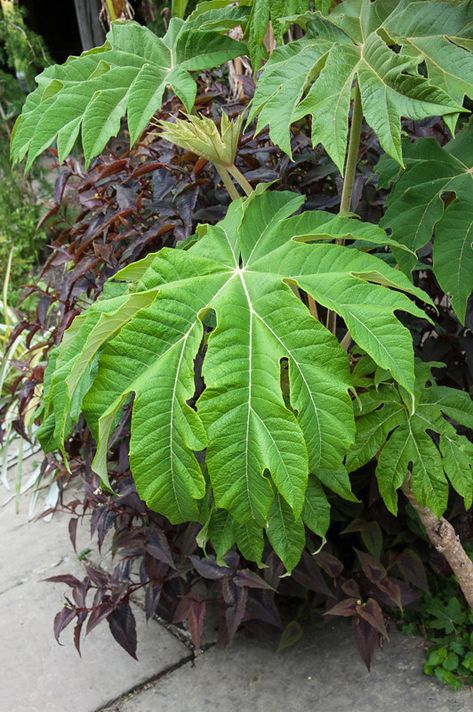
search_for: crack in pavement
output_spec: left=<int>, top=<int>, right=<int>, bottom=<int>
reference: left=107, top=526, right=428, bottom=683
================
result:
left=95, top=646, right=215, bottom=712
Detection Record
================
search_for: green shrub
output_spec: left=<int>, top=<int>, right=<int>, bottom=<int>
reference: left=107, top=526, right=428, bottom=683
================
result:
left=9, top=0, right=473, bottom=629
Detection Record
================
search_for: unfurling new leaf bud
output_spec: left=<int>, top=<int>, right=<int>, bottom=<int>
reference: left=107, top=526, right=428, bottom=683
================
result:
left=158, top=112, right=245, bottom=168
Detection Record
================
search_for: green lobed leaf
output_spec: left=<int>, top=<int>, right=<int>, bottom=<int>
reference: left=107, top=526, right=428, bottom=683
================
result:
left=349, top=363, right=473, bottom=516
left=11, top=19, right=245, bottom=167
left=380, top=121, right=473, bottom=323
left=267, top=493, right=306, bottom=573
left=39, top=190, right=430, bottom=566
left=249, top=0, right=466, bottom=172
left=302, top=477, right=330, bottom=539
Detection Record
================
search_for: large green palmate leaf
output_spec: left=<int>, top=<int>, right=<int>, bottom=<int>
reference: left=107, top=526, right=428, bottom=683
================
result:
left=38, top=190, right=430, bottom=570
left=10, top=18, right=245, bottom=168
left=378, top=120, right=473, bottom=324
left=347, top=364, right=473, bottom=517
left=248, top=0, right=468, bottom=172
left=245, top=0, right=312, bottom=70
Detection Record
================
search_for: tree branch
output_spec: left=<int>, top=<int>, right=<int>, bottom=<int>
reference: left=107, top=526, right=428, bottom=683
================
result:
left=402, top=478, right=473, bottom=608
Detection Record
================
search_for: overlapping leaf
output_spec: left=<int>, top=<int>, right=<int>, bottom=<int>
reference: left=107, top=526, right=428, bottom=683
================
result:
left=38, top=191, right=430, bottom=570
left=245, top=0, right=312, bottom=69
left=248, top=0, right=468, bottom=171
left=379, top=120, right=473, bottom=323
left=347, top=364, right=473, bottom=517
left=10, top=18, right=245, bottom=167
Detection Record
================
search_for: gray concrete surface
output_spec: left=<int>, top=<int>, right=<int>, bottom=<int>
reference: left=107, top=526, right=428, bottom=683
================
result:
left=106, top=627, right=473, bottom=712
left=1, top=457, right=472, bottom=712
left=0, top=488, right=188, bottom=712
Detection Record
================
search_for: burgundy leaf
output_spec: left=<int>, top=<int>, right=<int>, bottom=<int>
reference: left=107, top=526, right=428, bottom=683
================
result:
left=44, top=574, right=81, bottom=587
left=244, top=593, right=282, bottom=629
left=53, top=607, right=77, bottom=644
left=144, top=583, right=162, bottom=621
left=54, top=168, right=72, bottom=204
left=84, top=565, right=108, bottom=589
left=395, top=549, right=430, bottom=593
left=108, top=603, right=138, bottom=659
left=356, top=598, right=388, bottom=639
left=356, top=550, right=387, bottom=583
left=187, top=599, right=206, bottom=652
left=73, top=611, right=87, bottom=656
left=292, top=552, right=334, bottom=597
left=189, top=555, right=229, bottom=580
left=376, top=577, right=402, bottom=609
left=146, top=531, right=175, bottom=569
left=68, top=518, right=78, bottom=552
left=352, top=616, right=379, bottom=671
left=341, top=578, right=361, bottom=598
left=225, top=586, right=248, bottom=639
left=86, top=601, right=113, bottom=635
left=315, top=551, right=344, bottom=579
left=233, top=569, right=275, bottom=591
left=324, top=598, right=358, bottom=618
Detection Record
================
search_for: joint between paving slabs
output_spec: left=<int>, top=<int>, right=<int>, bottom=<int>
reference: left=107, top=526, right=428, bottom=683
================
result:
left=95, top=643, right=215, bottom=712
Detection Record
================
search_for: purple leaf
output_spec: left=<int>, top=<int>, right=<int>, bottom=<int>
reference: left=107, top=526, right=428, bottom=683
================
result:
left=315, top=551, right=344, bottom=579
left=108, top=603, right=138, bottom=659
left=189, top=555, right=229, bottom=580
left=341, top=578, right=361, bottom=598
left=45, top=574, right=81, bottom=587
left=68, top=518, right=78, bottom=552
left=352, top=616, right=379, bottom=671
left=356, top=550, right=387, bottom=583
left=86, top=601, right=113, bottom=635
left=187, top=599, right=206, bottom=652
left=234, top=569, right=275, bottom=591
left=146, top=531, right=175, bottom=569
left=293, top=552, right=334, bottom=597
left=395, top=549, right=430, bottom=593
left=225, top=586, right=248, bottom=639
left=53, top=607, right=76, bottom=644
left=144, top=583, right=162, bottom=621
left=325, top=598, right=358, bottom=618
left=356, top=598, right=388, bottom=639
left=73, top=611, right=87, bottom=656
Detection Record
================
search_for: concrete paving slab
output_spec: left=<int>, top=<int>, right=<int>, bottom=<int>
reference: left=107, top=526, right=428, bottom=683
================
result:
left=110, top=624, right=473, bottom=712
left=0, top=498, right=73, bottom=594
left=0, top=579, right=189, bottom=712
left=0, top=477, right=189, bottom=712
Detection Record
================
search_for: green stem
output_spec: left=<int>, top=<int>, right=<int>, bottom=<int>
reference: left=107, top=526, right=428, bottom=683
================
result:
left=328, top=82, right=363, bottom=335
left=339, top=331, right=352, bottom=352
left=227, top=164, right=253, bottom=196
left=339, top=83, right=363, bottom=216
left=105, top=0, right=118, bottom=20
left=216, top=165, right=240, bottom=201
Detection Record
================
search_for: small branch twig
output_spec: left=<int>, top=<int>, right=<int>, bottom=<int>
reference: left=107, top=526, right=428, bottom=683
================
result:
left=307, top=294, right=319, bottom=321
left=402, top=478, right=473, bottom=608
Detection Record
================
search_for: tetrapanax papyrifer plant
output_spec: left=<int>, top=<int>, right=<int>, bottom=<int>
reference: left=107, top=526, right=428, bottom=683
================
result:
left=11, top=0, right=473, bottom=608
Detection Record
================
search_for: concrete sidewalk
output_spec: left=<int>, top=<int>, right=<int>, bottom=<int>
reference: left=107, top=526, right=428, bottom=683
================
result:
left=1, top=476, right=472, bottom=712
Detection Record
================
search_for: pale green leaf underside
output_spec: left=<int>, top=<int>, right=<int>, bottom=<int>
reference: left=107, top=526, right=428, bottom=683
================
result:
left=11, top=19, right=245, bottom=167
left=38, top=190, right=429, bottom=568
left=248, top=0, right=468, bottom=172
